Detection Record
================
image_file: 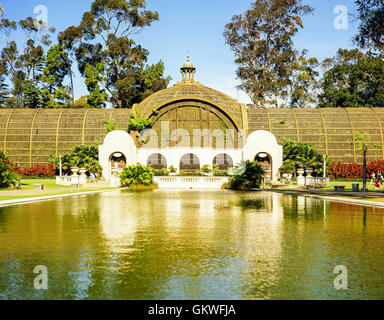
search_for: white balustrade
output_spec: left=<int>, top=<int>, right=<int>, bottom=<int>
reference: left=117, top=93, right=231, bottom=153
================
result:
left=154, top=176, right=229, bottom=189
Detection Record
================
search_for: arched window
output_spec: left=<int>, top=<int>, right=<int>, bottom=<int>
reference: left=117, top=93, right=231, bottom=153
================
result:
left=180, top=153, right=200, bottom=172
left=147, top=153, right=167, bottom=170
left=213, top=154, right=233, bottom=170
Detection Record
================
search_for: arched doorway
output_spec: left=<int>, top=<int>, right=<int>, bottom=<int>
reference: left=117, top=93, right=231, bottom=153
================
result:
left=147, top=153, right=167, bottom=170
left=255, top=152, right=272, bottom=176
left=213, top=154, right=233, bottom=170
left=180, top=153, right=200, bottom=172
left=110, top=152, right=127, bottom=170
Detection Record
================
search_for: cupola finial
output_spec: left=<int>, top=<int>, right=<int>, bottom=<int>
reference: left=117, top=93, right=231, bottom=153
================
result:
left=180, top=55, right=196, bottom=83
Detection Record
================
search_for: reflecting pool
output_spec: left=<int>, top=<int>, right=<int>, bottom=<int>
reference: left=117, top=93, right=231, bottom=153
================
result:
left=0, top=190, right=383, bottom=300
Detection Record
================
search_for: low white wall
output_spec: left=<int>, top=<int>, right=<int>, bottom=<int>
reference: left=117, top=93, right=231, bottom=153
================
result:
left=154, top=176, right=229, bottom=189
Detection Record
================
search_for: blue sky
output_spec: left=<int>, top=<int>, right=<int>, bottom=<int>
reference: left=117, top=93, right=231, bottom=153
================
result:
left=0, top=0, right=359, bottom=104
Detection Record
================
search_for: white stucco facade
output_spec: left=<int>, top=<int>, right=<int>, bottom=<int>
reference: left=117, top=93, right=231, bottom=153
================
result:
left=99, top=129, right=283, bottom=183
left=243, top=130, right=283, bottom=182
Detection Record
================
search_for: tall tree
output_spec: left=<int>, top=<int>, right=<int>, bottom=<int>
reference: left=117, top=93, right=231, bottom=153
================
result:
left=224, top=0, right=314, bottom=107
left=355, top=0, right=384, bottom=53
left=290, top=51, right=319, bottom=108
left=84, top=62, right=108, bottom=108
left=319, top=49, right=384, bottom=108
left=40, top=44, right=72, bottom=108
left=58, top=0, right=169, bottom=108
left=0, top=59, right=8, bottom=107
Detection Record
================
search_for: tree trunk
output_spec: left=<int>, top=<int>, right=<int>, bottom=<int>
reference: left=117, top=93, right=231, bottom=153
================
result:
left=70, top=70, right=75, bottom=104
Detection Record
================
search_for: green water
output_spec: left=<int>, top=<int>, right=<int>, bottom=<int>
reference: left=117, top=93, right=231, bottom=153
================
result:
left=0, top=190, right=383, bottom=300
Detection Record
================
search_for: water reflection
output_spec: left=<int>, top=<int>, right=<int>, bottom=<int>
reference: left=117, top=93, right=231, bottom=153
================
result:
left=0, top=191, right=383, bottom=299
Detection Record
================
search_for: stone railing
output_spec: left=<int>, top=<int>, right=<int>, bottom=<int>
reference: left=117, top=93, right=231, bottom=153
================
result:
left=305, top=176, right=330, bottom=187
left=154, top=176, right=229, bottom=189
left=56, top=176, right=72, bottom=186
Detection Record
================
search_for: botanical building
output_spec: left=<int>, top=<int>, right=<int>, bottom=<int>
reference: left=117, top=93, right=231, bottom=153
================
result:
left=0, top=57, right=383, bottom=180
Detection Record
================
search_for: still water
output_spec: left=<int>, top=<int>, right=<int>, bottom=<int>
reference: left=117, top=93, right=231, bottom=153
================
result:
left=0, top=190, right=383, bottom=300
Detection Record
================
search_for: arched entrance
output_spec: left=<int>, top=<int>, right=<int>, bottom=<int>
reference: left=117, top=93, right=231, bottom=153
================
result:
left=180, top=153, right=200, bottom=172
left=110, top=152, right=127, bottom=171
left=213, top=153, right=233, bottom=170
left=147, top=153, right=167, bottom=170
left=255, top=153, right=272, bottom=180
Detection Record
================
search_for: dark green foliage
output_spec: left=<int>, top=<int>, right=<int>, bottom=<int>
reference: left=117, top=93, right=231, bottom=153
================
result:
left=58, top=0, right=169, bottom=108
left=52, top=145, right=102, bottom=175
left=22, top=79, right=43, bottom=108
left=224, top=0, right=315, bottom=107
left=152, top=168, right=169, bottom=176
left=319, top=49, right=384, bottom=107
left=355, top=0, right=384, bottom=54
left=227, top=161, right=264, bottom=190
left=84, top=63, right=108, bottom=108
left=120, top=164, right=154, bottom=187
left=0, top=151, right=20, bottom=189
left=41, top=44, right=72, bottom=108
left=280, top=140, right=329, bottom=176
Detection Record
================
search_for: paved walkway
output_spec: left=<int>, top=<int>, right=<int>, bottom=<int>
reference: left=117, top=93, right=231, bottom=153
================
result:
left=260, top=188, right=384, bottom=208
left=270, top=188, right=384, bottom=198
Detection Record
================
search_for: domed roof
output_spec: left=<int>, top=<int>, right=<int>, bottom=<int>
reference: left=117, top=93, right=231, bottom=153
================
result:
left=137, top=81, right=244, bottom=129
left=182, top=56, right=195, bottom=69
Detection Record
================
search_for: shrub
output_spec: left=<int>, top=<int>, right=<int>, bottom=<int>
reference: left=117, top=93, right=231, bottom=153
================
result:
left=281, top=140, right=330, bottom=176
left=200, top=165, right=212, bottom=174
left=227, top=161, right=264, bottom=190
left=213, top=170, right=228, bottom=176
left=52, top=145, right=102, bottom=175
left=329, top=160, right=384, bottom=179
left=14, top=163, right=55, bottom=177
left=0, top=151, right=20, bottom=189
left=178, top=170, right=203, bottom=176
left=120, top=164, right=155, bottom=188
left=153, top=168, right=169, bottom=176
left=168, top=166, right=177, bottom=173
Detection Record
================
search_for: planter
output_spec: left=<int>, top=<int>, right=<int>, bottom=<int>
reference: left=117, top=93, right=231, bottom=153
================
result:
left=305, top=167, right=313, bottom=177
left=71, top=167, right=79, bottom=175
left=297, top=168, right=305, bottom=177
left=79, top=168, right=87, bottom=175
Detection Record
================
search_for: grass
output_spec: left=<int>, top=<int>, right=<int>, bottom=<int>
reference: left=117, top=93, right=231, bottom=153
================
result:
left=19, top=178, right=71, bottom=191
left=319, top=179, right=382, bottom=192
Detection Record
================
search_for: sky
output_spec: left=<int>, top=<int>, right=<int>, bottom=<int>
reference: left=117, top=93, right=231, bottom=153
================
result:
left=0, top=0, right=359, bottom=105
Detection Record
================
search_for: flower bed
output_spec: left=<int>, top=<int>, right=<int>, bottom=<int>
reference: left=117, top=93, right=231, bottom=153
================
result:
left=329, top=160, right=384, bottom=179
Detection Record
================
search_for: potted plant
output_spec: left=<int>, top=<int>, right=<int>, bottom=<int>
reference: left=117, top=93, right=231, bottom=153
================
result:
left=200, top=165, right=212, bottom=176
left=168, top=166, right=177, bottom=176
left=71, top=167, right=79, bottom=175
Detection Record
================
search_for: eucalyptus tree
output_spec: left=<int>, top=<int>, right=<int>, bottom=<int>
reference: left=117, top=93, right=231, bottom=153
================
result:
left=224, top=0, right=315, bottom=108
left=319, top=49, right=384, bottom=108
left=58, top=0, right=169, bottom=108
left=355, top=0, right=384, bottom=54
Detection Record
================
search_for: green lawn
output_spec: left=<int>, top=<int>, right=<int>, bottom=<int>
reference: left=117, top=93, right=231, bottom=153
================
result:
left=19, top=178, right=71, bottom=191
left=320, top=179, right=382, bottom=192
